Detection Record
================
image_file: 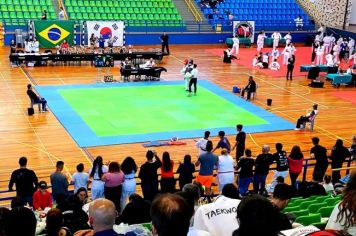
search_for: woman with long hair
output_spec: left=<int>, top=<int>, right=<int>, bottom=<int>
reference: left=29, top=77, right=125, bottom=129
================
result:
left=160, top=151, right=176, bottom=193
left=287, top=145, right=304, bottom=193
left=120, top=156, right=137, bottom=212
left=330, top=139, right=351, bottom=184
left=88, top=156, right=108, bottom=200
left=102, top=161, right=124, bottom=212
left=177, top=154, right=195, bottom=190
left=326, top=172, right=356, bottom=235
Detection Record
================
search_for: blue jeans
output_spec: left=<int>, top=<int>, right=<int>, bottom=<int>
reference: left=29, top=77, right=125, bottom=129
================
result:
left=238, top=177, right=252, bottom=196
left=20, top=195, right=33, bottom=207
left=253, top=174, right=267, bottom=194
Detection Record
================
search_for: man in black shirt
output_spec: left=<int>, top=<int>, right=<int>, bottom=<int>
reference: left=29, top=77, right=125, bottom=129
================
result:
left=159, top=33, right=169, bottom=55
left=232, top=124, right=246, bottom=162
left=254, top=145, right=274, bottom=195
left=8, top=156, right=38, bottom=206
left=272, top=143, right=289, bottom=179
left=240, top=76, right=257, bottom=100
left=27, top=84, right=48, bottom=111
left=138, top=150, right=162, bottom=202
left=310, top=137, right=328, bottom=182
left=237, top=149, right=254, bottom=196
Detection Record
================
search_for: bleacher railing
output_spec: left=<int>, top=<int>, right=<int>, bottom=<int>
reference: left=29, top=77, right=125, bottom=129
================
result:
left=0, top=156, right=353, bottom=204
left=184, top=0, right=203, bottom=22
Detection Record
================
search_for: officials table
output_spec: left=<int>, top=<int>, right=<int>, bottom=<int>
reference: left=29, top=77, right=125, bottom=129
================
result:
left=9, top=52, right=165, bottom=64
left=120, top=67, right=167, bottom=80
left=264, top=38, right=286, bottom=47
left=326, top=73, right=353, bottom=85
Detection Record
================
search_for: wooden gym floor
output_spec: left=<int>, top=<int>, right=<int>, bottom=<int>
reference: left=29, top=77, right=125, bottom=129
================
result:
left=0, top=44, right=355, bottom=204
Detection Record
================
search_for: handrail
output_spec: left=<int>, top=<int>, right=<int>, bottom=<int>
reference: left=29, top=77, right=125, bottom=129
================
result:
left=57, top=0, right=69, bottom=20
left=184, top=0, right=203, bottom=22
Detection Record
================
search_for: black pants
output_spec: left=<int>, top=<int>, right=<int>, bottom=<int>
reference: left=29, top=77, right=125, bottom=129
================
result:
left=241, top=88, right=253, bottom=100
left=160, top=177, right=176, bottom=193
left=289, top=172, right=300, bottom=193
left=141, top=180, right=158, bottom=202
left=311, top=51, right=316, bottom=62
left=162, top=43, right=169, bottom=54
left=296, top=116, right=309, bottom=128
left=312, top=164, right=328, bottom=182
left=188, top=78, right=197, bottom=94
left=286, top=65, right=294, bottom=80
left=104, top=185, right=122, bottom=212
left=236, top=146, right=245, bottom=162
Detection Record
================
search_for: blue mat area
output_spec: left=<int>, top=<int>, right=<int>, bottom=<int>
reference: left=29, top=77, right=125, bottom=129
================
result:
left=36, top=80, right=295, bottom=147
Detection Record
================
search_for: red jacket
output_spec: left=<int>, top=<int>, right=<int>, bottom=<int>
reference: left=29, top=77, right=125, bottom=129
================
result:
left=33, top=190, right=52, bottom=210
left=287, top=156, right=304, bottom=174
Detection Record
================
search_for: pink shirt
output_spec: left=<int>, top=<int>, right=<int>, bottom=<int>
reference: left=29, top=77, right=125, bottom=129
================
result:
left=102, top=171, right=125, bottom=187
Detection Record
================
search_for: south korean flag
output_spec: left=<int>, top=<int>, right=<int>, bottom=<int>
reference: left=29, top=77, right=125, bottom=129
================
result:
left=86, top=21, right=124, bottom=46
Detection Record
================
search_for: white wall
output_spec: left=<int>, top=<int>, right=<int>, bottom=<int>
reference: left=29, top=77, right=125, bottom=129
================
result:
left=351, top=0, right=356, bottom=24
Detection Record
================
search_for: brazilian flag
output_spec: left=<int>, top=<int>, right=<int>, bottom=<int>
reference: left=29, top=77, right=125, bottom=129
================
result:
left=34, top=20, right=74, bottom=48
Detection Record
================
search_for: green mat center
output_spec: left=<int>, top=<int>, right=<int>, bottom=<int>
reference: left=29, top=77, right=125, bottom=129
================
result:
left=59, top=85, right=268, bottom=137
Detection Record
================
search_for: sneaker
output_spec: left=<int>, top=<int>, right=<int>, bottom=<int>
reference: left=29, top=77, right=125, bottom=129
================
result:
left=294, top=128, right=300, bottom=130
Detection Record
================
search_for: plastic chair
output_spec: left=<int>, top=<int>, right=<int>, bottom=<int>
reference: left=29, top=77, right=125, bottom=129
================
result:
left=317, top=206, right=335, bottom=218
left=283, top=205, right=300, bottom=213
left=299, top=200, right=318, bottom=209
left=308, top=202, right=328, bottom=214
left=290, top=209, right=309, bottom=218
left=296, top=213, right=321, bottom=226
left=325, top=198, right=340, bottom=206
left=315, top=195, right=331, bottom=203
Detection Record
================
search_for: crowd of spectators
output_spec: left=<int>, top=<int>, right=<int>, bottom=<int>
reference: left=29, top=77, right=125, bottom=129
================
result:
left=1, top=131, right=355, bottom=236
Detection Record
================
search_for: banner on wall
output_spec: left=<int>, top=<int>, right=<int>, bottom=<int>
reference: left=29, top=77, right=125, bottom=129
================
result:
left=34, top=20, right=74, bottom=48
left=86, top=21, right=124, bottom=47
left=233, top=21, right=255, bottom=43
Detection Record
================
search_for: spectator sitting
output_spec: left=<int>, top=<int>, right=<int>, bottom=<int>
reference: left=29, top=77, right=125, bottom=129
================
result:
left=71, top=163, right=89, bottom=194
left=323, top=175, right=334, bottom=193
left=0, top=207, right=10, bottom=236
left=326, top=172, right=356, bottom=235
left=151, top=193, right=191, bottom=236
left=45, top=208, right=71, bottom=236
left=4, top=206, right=37, bottom=236
left=182, top=183, right=201, bottom=226
left=75, top=187, right=89, bottom=206
left=221, top=183, right=239, bottom=199
left=193, top=184, right=241, bottom=236
left=177, top=155, right=196, bottom=190
left=117, top=194, right=151, bottom=225
left=33, top=180, right=52, bottom=211
left=232, top=195, right=285, bottom=236
left=266, top=176, right=285, bottom=194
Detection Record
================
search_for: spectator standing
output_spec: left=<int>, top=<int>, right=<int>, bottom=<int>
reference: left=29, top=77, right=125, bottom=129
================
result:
left=236, top=149, right=254, bottom=196
left=330, top=139, right=351, bottom=184
left=286, top=54, right=295, bottom=80
left=253, top=145, right=274, bottom=195
left=272, top=143, right=289, bottom=179
left=232, top=124, right=246, bottom=162
left=310, top=137, right=328, bottom=182
left=71, top=163, right=89, bottom=194
left=326, top=172, right=356, bottom=235
left=195, top=141, right=218, bottom=197
left=212, top=130, right=231, bottom=153
left=89, top=156, right=108, bottom=200
left=32, top=181, right=52, bottom=211
left=102, top=162, right=124, bottom=213
left=195, top=131, right=210, bottom=156
left=120, top=156, right=137, bottom=212
left=287, top=145, right=304, bottom=193
left=138, top=150, right=162, bottom=202
left=160, top=151, right=176, bottom=193
left=50, top=161, right=69, bottom=201
left=177, top=154, right=195, bottom=190
left=217, top=149, right=235, bottom=192
left=8, top=156, right=38, bottom=206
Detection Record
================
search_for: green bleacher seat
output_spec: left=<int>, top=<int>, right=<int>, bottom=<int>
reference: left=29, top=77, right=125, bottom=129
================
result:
left=325, top=198, right=340, bottom=206
left=8, top=5, right=15, bottom=11
left=30, top=12, right=37, bottom=18
left=0, top=0, right=5, bottom=4
left=34, top=6, right=41, bottom=12
left=308, top=203, right=328, bottom=214
left=24, top=12, right=30, bottom=18
left=299, top=200, right=318, bottom=209
left=17, top=12, right=24, bottom=18
left=1, top=5, right=8, bottom=11
left=50, top=12, right=56, bottom=18
left=6, top=0, right=12, bottom=4
left=10, top=12, right=16, bottom=18
left=317, top=206, right=335, bottom=218
left=290, top=209, right=309, bottom=218
left=296, top=213, right=321, bottom=226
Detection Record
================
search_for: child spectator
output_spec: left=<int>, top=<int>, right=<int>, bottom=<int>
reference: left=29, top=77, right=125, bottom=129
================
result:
left=177, top=154, right=196, bottom=190
left=71, top=163, right=89, bottom=194
left=32, top=181, right=52, bottom=211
